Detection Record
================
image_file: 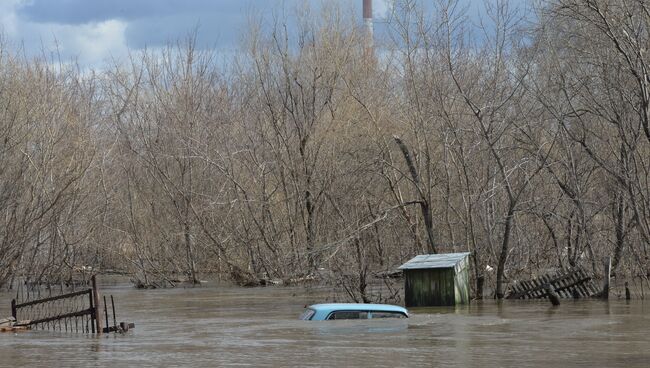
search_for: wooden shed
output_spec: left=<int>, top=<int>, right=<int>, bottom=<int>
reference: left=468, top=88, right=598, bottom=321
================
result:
left=399, top=252, right=471, bottom=307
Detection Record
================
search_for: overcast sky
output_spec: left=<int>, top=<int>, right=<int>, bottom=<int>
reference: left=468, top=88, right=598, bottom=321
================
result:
left=0, top=0, right=528, bottom=68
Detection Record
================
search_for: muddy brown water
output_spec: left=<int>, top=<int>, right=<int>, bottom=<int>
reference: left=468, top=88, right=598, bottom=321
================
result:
left=1, top=281, right=649, bottom=367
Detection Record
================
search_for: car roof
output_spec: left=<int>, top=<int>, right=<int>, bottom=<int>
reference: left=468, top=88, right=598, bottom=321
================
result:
left=307, top=303, right=408, bottom=314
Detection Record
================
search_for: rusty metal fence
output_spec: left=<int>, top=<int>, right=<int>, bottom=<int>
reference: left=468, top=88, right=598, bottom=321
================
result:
left=11, top=275, right=101, bottom=333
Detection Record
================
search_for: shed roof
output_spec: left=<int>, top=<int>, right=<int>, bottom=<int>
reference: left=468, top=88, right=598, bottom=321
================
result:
left=398, top=252, right=470, bottom=270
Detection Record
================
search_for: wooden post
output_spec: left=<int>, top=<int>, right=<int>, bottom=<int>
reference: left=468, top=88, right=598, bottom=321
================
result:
left=88, top=290, right=95, bottom=334
left=111, top=295, right=117, bottom=331
left=602, top=257, right=611, bottom=300
left=544, top=284, right=561, bottom=306
left=91, top=275, right=102, bottom=334
left=11, top=299, right=17, bottom=320
left=103, top=296, right=109, bottom=333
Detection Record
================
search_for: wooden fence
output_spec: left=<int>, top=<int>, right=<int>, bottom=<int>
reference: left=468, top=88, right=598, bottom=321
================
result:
left=507, top=267, right=601, bottom=299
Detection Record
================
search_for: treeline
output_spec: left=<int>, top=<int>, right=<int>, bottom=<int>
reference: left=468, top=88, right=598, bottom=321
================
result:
left=0, top=0, right=648, bottom=299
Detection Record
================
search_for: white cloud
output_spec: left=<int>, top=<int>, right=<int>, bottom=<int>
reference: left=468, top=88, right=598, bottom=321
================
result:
left=0, top=0, right=24, bottom=36
left=374, top=0, right=393, bottom=19
left=0, top=1, right=129, bottom=69
left=22, top=19, right=129, bottom=68
left=64, top=19, right=129, bottom=67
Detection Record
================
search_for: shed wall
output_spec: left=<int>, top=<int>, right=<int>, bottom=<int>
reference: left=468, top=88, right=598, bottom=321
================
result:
left=454, top=263, right=470, bottom=305
left=404, top=268, right=455, bottom=307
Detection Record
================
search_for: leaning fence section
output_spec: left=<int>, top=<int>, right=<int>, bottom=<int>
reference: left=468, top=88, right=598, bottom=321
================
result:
left=507, top=267, right=600, bottom=300
left=11, top=288, right=97, bottom=333
left=10, top=275, right=102, bottom=333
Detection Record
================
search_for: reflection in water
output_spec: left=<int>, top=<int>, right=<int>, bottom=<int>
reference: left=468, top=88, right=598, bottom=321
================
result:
left=0, top=282, right=649, bottom=368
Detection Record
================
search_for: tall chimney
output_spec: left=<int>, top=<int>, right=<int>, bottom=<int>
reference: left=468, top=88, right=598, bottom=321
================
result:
left=363, top=0, right=374, bottom=51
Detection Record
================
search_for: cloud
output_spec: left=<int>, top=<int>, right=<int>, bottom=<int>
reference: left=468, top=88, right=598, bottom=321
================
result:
left=4, top=0, right=527, bottom=69
left=0, top=1, right=129, bottom=68
left=374, top=0, right=393, bottom=19
left=1, top=0, right=296, bottom=68
left=0, top=0, right=22, bottom=35
left=67, top=19, right=129, bottom=66
left=15, top=0, right=250, bottom=24
left=123, top=12, right=243, bottom=50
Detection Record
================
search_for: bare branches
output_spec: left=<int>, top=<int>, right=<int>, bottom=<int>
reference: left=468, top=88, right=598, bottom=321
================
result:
left=1, top=1, right=649, bottom=298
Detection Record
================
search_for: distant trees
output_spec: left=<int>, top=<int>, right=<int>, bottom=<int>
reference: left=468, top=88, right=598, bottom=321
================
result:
left=533, top=0, right=650, bottom=290
left=0, top=45, right=97, bottom=288
left=1, top=0, right=649, bottom=299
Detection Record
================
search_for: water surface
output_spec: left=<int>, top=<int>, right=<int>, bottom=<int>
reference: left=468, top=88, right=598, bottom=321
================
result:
left=1, top=282, right=648, bottom=367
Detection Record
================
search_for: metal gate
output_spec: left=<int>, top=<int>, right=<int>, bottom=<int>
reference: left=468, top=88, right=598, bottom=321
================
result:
left=11, top=275, right=101, bottom=333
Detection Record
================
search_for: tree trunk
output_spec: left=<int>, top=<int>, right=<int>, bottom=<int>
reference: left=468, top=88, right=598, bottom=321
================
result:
left=394, top=136, right=437, bottom=253
left=184, top=223, right=198, bottom=284
left=495, top=205, right=515, bottom=299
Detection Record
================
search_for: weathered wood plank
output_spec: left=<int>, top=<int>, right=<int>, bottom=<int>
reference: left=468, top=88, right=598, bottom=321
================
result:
left=541, top=274, right=552, bottom=298
left=0, top=325, right=30, bottom=333
left=530, top=279, right=539, bottom=298
left=555, top=275, right=569, bottom=298
left=506, top=266, right=602, bottom=300
left=574, top=270, right=588, bottom=297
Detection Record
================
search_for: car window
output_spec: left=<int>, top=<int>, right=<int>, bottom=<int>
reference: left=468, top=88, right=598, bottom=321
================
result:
left=299, top=309, right=316, bottom=320
left=370, top=311, right=406, bottom=319
left=327, top=311, right=368, bottom=320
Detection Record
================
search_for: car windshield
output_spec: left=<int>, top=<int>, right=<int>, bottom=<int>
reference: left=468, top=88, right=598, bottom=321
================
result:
left=299, top=308, right=316, bottom=320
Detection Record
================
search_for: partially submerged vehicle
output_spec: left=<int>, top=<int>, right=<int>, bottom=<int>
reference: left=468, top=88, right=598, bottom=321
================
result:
left=299, top=303, right=408, bottom=321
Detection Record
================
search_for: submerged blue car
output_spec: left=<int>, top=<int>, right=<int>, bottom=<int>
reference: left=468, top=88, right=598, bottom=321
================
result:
left=299, top=303, right=408, bottom=321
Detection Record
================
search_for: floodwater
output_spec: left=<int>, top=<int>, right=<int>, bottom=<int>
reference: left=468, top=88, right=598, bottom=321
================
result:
left=1, top=281, right=649, bottom=368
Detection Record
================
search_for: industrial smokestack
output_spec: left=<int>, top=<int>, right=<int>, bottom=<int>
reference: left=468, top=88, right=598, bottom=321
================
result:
left=363, top=0, right=374, bottom=52
left=363, top=0, right=372, bottom=20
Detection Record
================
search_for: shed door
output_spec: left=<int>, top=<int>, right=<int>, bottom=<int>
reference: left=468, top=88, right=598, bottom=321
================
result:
left=405, top=268, right=455, bottom=307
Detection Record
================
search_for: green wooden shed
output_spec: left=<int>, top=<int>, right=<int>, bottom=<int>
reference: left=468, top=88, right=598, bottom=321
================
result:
left=399, top=252, right=471, bottom=307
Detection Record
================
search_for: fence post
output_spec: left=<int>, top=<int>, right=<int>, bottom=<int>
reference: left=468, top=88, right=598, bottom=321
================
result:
left=88, top=289, right=95, bottom=333
left=104, top=295, right=109, bottom=333
left=91, top=275, right=102, bottom=334
left=111, top=295, right=117, bottom=331
left=11, top=299, right=16, bottom=320
left=601, top=257, right=611, bottom=300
